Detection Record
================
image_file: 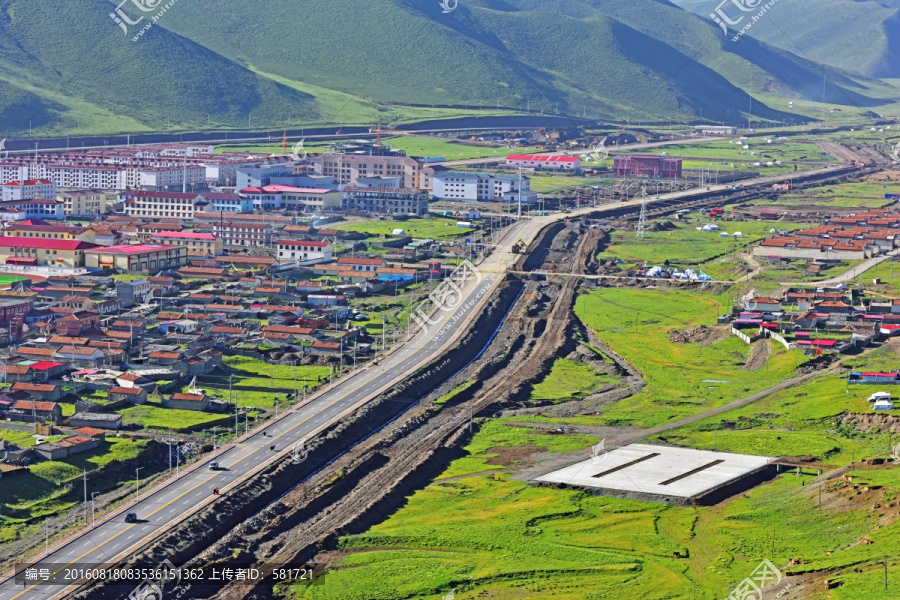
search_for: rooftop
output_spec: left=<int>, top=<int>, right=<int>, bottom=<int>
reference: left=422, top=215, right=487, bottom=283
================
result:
left=534, top=444, right=773, bottom=505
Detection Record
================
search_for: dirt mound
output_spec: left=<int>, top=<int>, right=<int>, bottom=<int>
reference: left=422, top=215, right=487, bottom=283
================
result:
left=668, top=326, right=710, bottom=344
left=837, top=412, right=900, bottom=434
left=648, top=221, right=677, bottom=232
left=485, top=444, right=547, bottom=467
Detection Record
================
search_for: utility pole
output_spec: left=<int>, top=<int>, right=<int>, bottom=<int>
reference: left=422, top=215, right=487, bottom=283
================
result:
left=135, top=467, right=145, bottom=503
left=83, top=469, right=88, bottom=524
left=91, top=492, right=99, bottom=528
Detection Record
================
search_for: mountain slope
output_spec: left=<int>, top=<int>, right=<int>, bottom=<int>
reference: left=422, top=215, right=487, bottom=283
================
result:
left=0, top=0, right=318, bottom=134
left=672, top=0, right=900, bottom=78
left=0, top=0, right=893, bottom=136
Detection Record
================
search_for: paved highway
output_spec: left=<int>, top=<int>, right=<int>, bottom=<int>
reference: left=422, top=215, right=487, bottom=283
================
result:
left=0, top=163, right=851, bottom=599
left=0, top=218, right=546, bottom=600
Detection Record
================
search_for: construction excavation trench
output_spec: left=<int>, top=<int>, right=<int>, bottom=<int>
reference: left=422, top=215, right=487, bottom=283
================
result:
left=71, top=218, right=640, bottom=600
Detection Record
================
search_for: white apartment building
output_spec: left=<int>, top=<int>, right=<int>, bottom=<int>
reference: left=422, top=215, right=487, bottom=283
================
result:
left=277, top=240, right=332, bottom=265
left=121, top=191, right=207, bottom=221
left=1, top=179, right=56, bottom=202
left=432, top=172, right=529, bottom=201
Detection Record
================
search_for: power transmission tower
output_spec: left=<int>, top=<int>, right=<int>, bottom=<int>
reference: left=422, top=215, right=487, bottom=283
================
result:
left=636, top=187, right=648, bottom=239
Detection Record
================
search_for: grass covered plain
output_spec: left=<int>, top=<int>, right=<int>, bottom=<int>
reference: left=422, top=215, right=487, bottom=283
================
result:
left=599, top=220, right=801, bottom=271
left=332, top=217, right=474, bottom=241
left=530, top=359, right=617, bottom=403
left=293, top=418, right=900, bottom=599
left=572, top=288, right=808, bottom=428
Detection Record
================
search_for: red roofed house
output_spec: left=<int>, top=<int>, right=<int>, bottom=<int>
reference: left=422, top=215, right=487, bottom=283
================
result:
left=150, top=231, right=224, bottom=256
left=613, top=155, right=682, bottom=178
left=277, top=240, right=332, bottom=265
left=107, top=386, right=148, bottom=404
left=165, top=392, right=210, bottom=412
left=335, top=256, right=386, bottom=272
left=83, top=244, right=188, bottom=273
left=12, top=382, right=63, bottom=401
left=9, top=399, right=62, bottom=422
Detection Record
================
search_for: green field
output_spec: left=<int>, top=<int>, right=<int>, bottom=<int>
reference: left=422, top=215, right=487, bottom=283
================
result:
left=622, top=139, right=833, bottom=163
left=744, top=181, right=900, bottom=209
left=528, top=175, right=614, bottom=194
left=333, top=217, right=474, bottom=241
left=600, top=219, right=801, bottom=273
left=382, top=136, right=542, bottom=161
left=572, top=288, right=808, bottom=428
left=118, top=404, right=226, bottom=431
left=530, top=359, right=617, bottom=403
left=298, top=416, right=900, bottom=600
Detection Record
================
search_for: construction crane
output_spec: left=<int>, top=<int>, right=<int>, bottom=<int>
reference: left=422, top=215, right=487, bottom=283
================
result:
left=282, top=131, right=288, bottom=155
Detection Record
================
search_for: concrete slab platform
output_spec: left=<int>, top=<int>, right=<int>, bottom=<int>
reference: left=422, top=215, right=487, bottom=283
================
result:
left=533, top=444, right=775, bottom=505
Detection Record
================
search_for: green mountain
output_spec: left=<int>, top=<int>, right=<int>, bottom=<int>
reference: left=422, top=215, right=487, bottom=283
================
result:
left=672, top=0, right=900, bottom=78
left=0, top=0, right=894, bottom=136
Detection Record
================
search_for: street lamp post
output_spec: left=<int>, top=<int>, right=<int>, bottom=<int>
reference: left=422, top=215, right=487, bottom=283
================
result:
left=135, top=467, right=145, bottom=503
left=91, top=492, right=99, bottom=529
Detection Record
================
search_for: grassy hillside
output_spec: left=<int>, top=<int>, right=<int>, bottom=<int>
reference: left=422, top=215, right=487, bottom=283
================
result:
left=0, top=0, right=317, bottom=134
left=673, top=0, right=900, bottom=78
left=161, top=0, right=851, bottom=121
left=0, top=0, right=895, bottom=136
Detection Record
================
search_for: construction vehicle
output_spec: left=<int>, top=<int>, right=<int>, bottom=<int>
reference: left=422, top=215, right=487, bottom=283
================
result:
left=512, top=239, right=529, bottom=254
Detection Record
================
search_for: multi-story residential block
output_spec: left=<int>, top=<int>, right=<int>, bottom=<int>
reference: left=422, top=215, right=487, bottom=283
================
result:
left=3, top=223, right=97, bottom=243
left=209, top=222, right=272, bottom=247
left=57, top=190, right=108, bottom=216
left=432, top=172, right=530, bottom=201
left=1, top=179, right=56, bottom=202
left=150, top=231, right=224, bottom=256
left=342, top=187, right=430, bottom=215
left=311, top=154, right=434, bottom=190
left=505, top=154, right=581, bottom=171
left=238, top=185, right=341, bottom=212
left=120, top=191, right=207, bottom=221
left=203, top=193, right=254, bottom=213
left=613, top=155, right=683, bottom=178
left=277, top=240, right=332, bottom=265
left=0, top=238, right=100, bottom=268
left=0, top=199, right=65, bottom=221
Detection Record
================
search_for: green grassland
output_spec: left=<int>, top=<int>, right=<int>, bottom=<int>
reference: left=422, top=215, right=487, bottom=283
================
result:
left=118, top=404, right=226, bottom=431
left=297, top=416, right=900, bottom=600
left=332, top=218, right=474, bottom=241
left=530, top=359, right=617, bottom=403
left=527, top=175, right=614, bottom=194
left=600, top=220, right=800, bottom=272
left=654, top=342, right=900, bottom=463
left=381, top=137, right=542, bottom=161
left=743, top=181, right=900, bottom=209
left=572, top=288, right=808, bottom=428
left=621, top=139, right=833, bottom=163
left=0, top=437, right=153, bottom=545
